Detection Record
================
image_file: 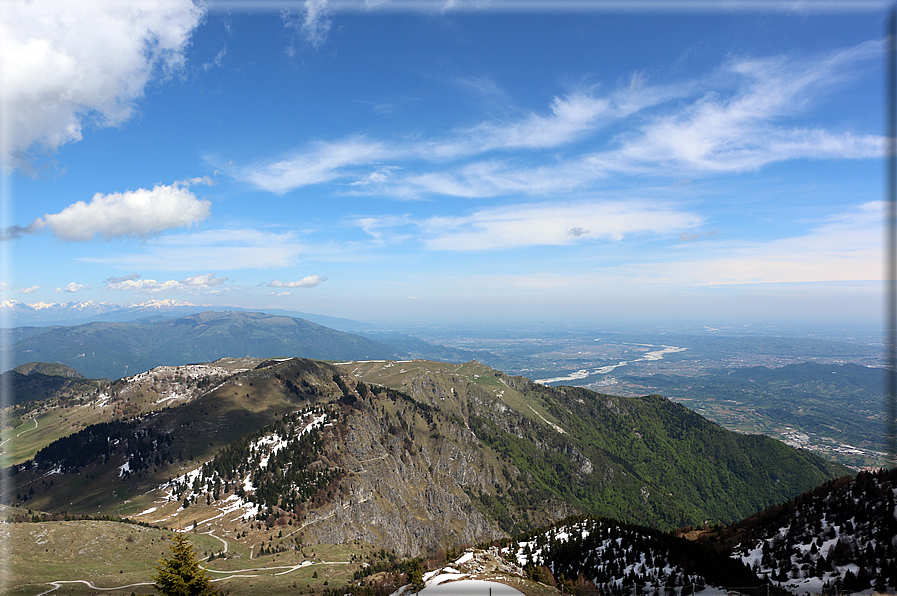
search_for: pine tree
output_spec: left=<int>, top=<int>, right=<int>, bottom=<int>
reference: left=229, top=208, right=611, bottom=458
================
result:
left=152, top=533, right=220, bottom=596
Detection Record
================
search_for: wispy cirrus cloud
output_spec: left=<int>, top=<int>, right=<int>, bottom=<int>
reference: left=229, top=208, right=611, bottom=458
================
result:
left=283, top=0, right=332, bottom=51
left=232, top=40, right=880, bottom=199
left=232, top=86, right=679, bottom=195
left=609, top=40, right=882, bottom=174
left=237, top=138, right=394, bottom=194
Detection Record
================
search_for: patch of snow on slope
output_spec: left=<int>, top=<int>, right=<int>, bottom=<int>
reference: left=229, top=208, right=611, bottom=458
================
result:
left=159, top=410, right=329, bottom=522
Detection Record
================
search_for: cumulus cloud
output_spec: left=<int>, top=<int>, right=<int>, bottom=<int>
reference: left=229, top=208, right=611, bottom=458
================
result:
left=0, top=0, right=205, bottom=167
left=15, top=286, right=40, bottom=294
left=268, top=275, right=327, bottom=288
left=421, top=200, right=702, bottom=251
left=104, top=273, right=141, bottom=285
left=1, top=221, right=43, bottom=241
left=56, top=282, right=89, bottom=293
left=103, top=272, right=228, bottom=293
left=33, top=182, right=211, bottom=241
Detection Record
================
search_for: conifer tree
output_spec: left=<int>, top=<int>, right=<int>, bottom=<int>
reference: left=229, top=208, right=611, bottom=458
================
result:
left=152, top=533, right=220, bottom=596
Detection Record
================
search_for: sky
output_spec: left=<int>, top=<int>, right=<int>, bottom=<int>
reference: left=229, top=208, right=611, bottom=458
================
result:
left=0, top=0, right=890, bottom=329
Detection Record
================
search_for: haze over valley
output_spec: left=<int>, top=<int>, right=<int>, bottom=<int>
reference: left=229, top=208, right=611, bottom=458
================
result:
left=1, top=1, right=894, bottom=594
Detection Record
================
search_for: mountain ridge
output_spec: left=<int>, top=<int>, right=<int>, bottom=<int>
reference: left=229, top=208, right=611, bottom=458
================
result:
left=4, top=356, right=849, bottom=559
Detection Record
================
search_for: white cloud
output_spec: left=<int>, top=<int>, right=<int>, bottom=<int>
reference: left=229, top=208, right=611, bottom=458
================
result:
left=0, top=0, right=205, bottom=167
left=34, top=182, right=211, bottom=241
left=282, top=0, right=332, bottom=53
left=183, top=273, right=227, bottom=287
left=56, top=282, right=89, bottom=293
left=301, top=0, right=332, bottom=48
left=270, top=291, right=291, bottom=297
left=85, top=228, right=308, bottom=271
left=201, top=45, right=227, bottom=71
left=104, top=273, right=141, bottom=285
left=355, top=214, right=413, bottom=242
left=421, top=200, right=703, bottom=251
left=407, top=201, right=883, bottom=314
left=103, top=272, right=229, bottom=293
left=268, top=275, right=327, bottom=288
left=434, top=80, right=690, bottom=158
left=235, top=40, right=879, bottom=199
left=14, top=286, right=40, bottom=294
left=611, top=44, right=883, bottom=174
left=425, top=93, right=613, bottom=158
left=239, top=138, right=393, bottom=194
left=235, top=88, right=681, bottom=195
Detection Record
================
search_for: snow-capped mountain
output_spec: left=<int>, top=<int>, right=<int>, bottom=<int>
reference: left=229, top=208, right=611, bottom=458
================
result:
left=0, top=299, right=198, bottom=326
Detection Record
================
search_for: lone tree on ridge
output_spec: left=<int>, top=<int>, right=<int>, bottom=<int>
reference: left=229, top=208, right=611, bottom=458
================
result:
left=152, top=532, right=220, bottom=596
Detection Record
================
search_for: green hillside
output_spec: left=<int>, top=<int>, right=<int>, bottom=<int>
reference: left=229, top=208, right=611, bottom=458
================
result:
left=342, top=360, right=848, bottom=531
left=0, top=362, right=106, bottom=406
left=3, top=311, right=404, bottom=379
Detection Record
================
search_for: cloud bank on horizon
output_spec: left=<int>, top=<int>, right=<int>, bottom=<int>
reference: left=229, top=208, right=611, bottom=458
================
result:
left=0, top=0, right=886, bottom=326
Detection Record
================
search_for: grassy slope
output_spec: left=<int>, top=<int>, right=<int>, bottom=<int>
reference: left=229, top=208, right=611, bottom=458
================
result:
left=0, top=512, right=373, bottom=596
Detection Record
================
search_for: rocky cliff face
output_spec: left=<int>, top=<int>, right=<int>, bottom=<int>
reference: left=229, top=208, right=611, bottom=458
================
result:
left=296, top=389, right=506, bottom=555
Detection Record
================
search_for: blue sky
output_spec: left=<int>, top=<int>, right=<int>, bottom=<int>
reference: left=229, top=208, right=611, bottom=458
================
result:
left=0, top=0, right=889, bottom=327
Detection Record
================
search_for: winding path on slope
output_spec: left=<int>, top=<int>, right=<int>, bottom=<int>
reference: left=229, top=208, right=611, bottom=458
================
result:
left=30, top=559, right=350, bottom=595
left=0, top=416, right=38, bottom=448
left=35, top=579, right=153, bottom=596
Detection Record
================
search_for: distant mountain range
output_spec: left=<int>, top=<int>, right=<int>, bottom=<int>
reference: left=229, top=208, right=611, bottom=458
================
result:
left=0, top=310, right=481, bottom=379
left=0, top=299, right=371, bottom=331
